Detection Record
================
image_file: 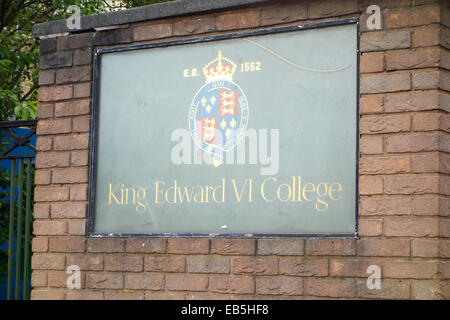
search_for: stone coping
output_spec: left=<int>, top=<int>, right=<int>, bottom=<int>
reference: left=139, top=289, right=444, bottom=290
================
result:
left=32, top=0, right=270, bottom=38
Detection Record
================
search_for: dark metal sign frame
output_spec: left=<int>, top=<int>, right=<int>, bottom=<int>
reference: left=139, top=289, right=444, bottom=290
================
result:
left=88, top=18, right=361, bottom=238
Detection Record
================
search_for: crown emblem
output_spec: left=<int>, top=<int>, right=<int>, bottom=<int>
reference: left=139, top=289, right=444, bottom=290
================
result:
left=203, top=51, right=237, bottom=82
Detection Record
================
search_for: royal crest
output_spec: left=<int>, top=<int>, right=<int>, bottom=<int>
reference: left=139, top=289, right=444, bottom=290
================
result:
left=189, top=51, right=249, bottom=166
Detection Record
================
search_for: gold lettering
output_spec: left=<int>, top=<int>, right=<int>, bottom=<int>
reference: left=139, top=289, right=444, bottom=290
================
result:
left=277, top=183, right=292, bottom=202
left=154, top=181, right=165, bottom=204
left=302, top=182, right=315, bottom=202
left=329, top=182, right=343, bottom=201
left=108, top=183, right=120, bottom=204
left=213, top=178, right=226, bottom=203
left=261, top=177, right=276, bottom=202
left=315, top=183, right=329, bottom=212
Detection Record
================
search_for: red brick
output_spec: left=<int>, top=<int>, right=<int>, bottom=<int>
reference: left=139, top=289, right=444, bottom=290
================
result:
left=87, top=238, right=125, bottom=253
left=57, top=33, right=93, bottom=50
left=52, top=167, right=88, bottom=184
left=360, top=136, right=383, bottom=154
left=232, top=256, right=278, bottom=275
left=74, top=82, right=91, bottom=98
left=359, top=175, right=383, bottom=195
left=56, top=66, right=91, bottom=84
left=279, top=257, right=328, bottom=276
left=209, top=275, right=255, bottom=294
left=413, top=25, right=440, bottom=47
left=384, top=217, right=439, bottom=237
left=440, top=240, right=450, bottom=258
left=305, top=278, right=356, bottom=298
left=125, top=273, right=164, bottom=290
left=133, top=22, right=172, bottom=41
left=32, top=253, right=65, bottom=270
left=66, top=290, right=104, bottom=300
left=70, top=184, right=88, bottom=201
left=361, top=72, right=411, bottom=94
left=34, top=169, right=51, bottom=185
left=384, top=174, right=439, bottom=194
left=384, top=260, right=438, bottom=279
left=308, top=0, right=358, bottom=18
left=49, top=236, right=86, bottom=253
left=71, top=150, right=89, bottom=166
left=85, top=272, right=123, bottom=289
left=39, top=70, right=55, bottom=86
left=441, top=218, right=450, bottom=238
left=361, top=52, right=384, bottom=73
left=413, top=71, right=440, bottom=89
left=48, top=271, right=76, bottom=288
left=173, top=16, right=214, bottom=35
left=360, top=95, right=384, bottom=114
left=36, top=151, right=70, bottom=168
left=34, top=220, right=67, bottom=236
left=37, top=103, right=54, bottom=118
left=360, top=155, right=410, bottom=174
left=330, top=258, right=382, bottom=277
left=411, top=280, right=441, bottom=299
left=413, top=113, right=444, bottom=131
left=386, top=133, right=440, bottom=152
left=54, top=133, right=89, bottom=151
left=357, top=238, right=410, bottom=256
left=68, top=220, right=86, bottom=235
left=360, top=114, right=410, bottom=134
left=305, top=239, right=356, bottom=256
left=412, top=239, right=439, bottom=257
left=358, top=218, right=383, bottom=236
left=145, top=291, right=186, bottom=300
left=413, top=195, right=440, bottom=216
left=386, top=47, right=440, bottom=70
left=260, top=3, right=307, bottom=25
left=357, top=279, right=410, bottom=299
left=361, top=30, right=411, bottom=52
left=67, top=254, right=103, bottom=271
left=385, top=91, right=439, bottom=112
left=360, top=196, right=412, bottom=216
left=145, top=255, right=185, bottom=272
left=187, top=255, right=230, bottom=274
left=38, top=85, right=73, bottom=102
left=55, top=99, right=90, bottom=117
left=385, top=5, right=440, bottom=28
left=411, top=152, right=440, bottom=173
left=34, top=186, right=69, bottom=202
left=31, top=271, right=47, bottom=287
left=166, top=273, right=208, bottom=291
left=36, top=136, right=52, bottom=151
left=73, top=48, right=92, bottom=66
left=216, top=11, right=260, bottom=30
left=256, top=276, right=303, bottom=296
left=72, top=116, right=90, bottom=132
left=257, top=239, right=304, bottom=255
left=167, top=238, right=209, bottom=254
left=104, top=290, right=145, bottom=300
left=126, top=238, right=166, bottom=253
left=31, top=289, right=66, bottom=300
left=33, top=203, right=50, bottom=219
left=32, top=237, right=48, bottom=253
left=37, top=118, right=71, bottom=135
left=210, top=239, right=255, bottom=255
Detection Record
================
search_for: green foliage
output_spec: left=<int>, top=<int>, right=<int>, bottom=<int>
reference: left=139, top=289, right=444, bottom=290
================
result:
left=0, top=0, right=171, bottom=285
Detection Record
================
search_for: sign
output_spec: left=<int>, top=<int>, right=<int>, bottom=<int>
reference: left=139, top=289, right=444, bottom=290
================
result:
left=89, top=19, right=359, bottom=237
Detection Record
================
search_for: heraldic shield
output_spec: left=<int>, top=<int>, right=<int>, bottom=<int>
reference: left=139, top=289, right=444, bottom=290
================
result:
left=189, top=51, right=249, bottom=166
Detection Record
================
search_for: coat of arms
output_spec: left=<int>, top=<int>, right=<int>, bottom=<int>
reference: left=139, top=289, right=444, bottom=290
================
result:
left=189, top=51, right=249, bottom=166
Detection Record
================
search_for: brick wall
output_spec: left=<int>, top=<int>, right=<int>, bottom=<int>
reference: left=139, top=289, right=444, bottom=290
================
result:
left=32, top=0, right=449, bottom=300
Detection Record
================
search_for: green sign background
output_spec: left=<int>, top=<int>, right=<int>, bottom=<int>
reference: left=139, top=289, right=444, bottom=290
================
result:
left=92, top=22, right=358, bottom=236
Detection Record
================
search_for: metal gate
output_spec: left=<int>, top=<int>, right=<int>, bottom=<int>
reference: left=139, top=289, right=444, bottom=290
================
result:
left=0, top=120, right=37, bottom=300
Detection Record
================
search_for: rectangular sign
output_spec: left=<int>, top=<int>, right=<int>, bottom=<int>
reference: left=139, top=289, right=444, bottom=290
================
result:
left=89, top=19, right=359, bottom=237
